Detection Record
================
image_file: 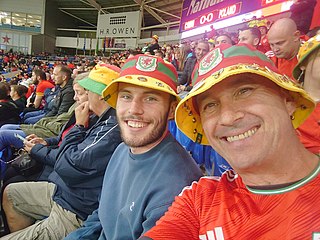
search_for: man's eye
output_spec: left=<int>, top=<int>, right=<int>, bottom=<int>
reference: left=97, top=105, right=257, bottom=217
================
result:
left=146, top=97, right=157, bottom=102
left=238, top=87, right=253, bottom=96
left=120, top=94, right=131, bottom=100
left=203, top=102, right=219, bottom=113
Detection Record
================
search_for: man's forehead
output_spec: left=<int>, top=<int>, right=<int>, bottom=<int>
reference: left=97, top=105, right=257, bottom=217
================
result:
left=118, top=82, right=163, bottom=96
left=196, top=74, right=275, bottom=101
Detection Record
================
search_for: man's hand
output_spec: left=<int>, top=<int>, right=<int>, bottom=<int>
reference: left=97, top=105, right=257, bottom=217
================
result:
left=177, top=85, right=186, bottom=93
left=75, top=101, right=90, bottom=127
left=24, top=135, right=47, bottom=153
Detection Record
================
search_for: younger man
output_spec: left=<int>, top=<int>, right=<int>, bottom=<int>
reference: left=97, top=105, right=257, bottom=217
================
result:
left=65, top=55, right=202, bottom=239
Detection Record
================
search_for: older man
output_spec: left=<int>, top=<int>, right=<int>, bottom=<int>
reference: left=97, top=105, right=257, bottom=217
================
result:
left=1, top=64, right=122, bottom=239
left=140, top=44, right=320, bottom=239
left=65, top=55, right=202, bottom=239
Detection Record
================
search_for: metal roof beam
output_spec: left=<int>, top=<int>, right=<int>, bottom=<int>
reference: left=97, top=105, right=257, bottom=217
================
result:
left=59, top=9, right=96, bottom=27
left=86, top=0, right=108, bottom=14
left=143, top=5, right=166, bottom=24
left=141, top=20, right=180, bottom=30
left=102, top=4, right=139, bottom=10
left=59, top=8, right=96, bottom=10
left=148, top=6, right=180, bottom=19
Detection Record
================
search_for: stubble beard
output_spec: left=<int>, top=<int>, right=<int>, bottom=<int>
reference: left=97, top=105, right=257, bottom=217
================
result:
left=117, top=111, right=169, bottom=149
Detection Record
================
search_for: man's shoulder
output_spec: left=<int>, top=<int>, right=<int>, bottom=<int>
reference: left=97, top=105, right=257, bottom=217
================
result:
left=184, top=171, right=239, bottom=191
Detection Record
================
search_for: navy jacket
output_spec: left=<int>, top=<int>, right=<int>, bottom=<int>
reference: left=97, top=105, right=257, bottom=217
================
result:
left=47, top=108, right=122, bottom=220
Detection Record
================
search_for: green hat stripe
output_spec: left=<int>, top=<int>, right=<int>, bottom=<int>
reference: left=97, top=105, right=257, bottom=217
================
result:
left=192, top=69, right=199, bottom=85
left=158, top=62, right=178, bottom=83
left=121, top=60, right=177, bottom=83
left=122, top=59, right=136, bottom=70
left=223, top=46, right=270, bottom=61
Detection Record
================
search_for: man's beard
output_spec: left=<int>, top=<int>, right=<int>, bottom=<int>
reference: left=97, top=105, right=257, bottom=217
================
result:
left=117, top=110, right=169, bottom=149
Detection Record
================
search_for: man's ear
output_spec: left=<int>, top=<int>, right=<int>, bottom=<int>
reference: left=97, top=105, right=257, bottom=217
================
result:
left=283, top=91, right=297, bottom=116
left=168, top=100, right=178, bottom=121
left=293, top=30, right=300, bottom=42
left=253, top=38, right=260, bottom=47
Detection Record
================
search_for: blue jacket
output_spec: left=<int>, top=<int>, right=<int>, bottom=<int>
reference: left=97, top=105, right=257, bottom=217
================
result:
left=47, top=108, right=122, bottom=220
left=30, top=114, right=98, bottom=181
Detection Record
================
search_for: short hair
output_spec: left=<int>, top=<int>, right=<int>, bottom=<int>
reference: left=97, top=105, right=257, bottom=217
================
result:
left=32, top=69, right=46, bottom=80
left=0, top=82, right=9, bottom=100
left=215, top=33, right=233, bottom=45
left=56, top=64, right=72, bottom=80
left=240, top=27, right=261, bottom=41
left=11, top=85, right=28, bottom=97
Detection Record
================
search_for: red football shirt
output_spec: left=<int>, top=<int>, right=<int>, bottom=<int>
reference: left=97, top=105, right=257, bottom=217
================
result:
left=145, top=167, right=320, bottom=240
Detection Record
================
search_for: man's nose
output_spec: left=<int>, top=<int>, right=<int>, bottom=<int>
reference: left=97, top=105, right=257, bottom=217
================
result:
left=128, top=99, right=144, bottom=115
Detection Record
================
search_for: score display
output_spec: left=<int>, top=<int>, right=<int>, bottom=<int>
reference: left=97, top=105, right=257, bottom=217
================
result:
left=180, top=0, right=289, bottom=32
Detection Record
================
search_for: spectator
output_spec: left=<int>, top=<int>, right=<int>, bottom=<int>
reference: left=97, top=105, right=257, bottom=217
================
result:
left=267, top=18, right=301, bottom=78
left=141, top=44, right=319, bottom=240
left=9, top=85, right=27, bottom=113
left=45, top=64, right=75, bottom=117
left=208, top=39, right=215, bottom=50
left=215, top=33, right=233, bottom=46
left=147, top=35, right=160, bottom=55
left=0, top=83, right=20, bottom=127
left=1, top=72, right=89, bottom=189
left=1, top=64, right=122, bottom=239
left=28, top=69, right=54, bottom=110
left=290, top=0, right=317, bottom=34
left=171, top=44, right=191, bottom=85
left=164, top=45, right=174, bottom=62
left=65, top=55, right=202, bottom=239
left=0, top=72, right=90, bottom=237
left=238, top=27, right=261, bottom=48
left=178, top=40, right=209, bottom=92
left=293, top=34, right=320, bottom=154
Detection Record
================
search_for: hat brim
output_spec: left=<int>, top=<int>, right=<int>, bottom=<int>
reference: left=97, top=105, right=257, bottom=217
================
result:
left=78, top=77, right=107, bottom=96
left=102, top=75, right=180, bottom=109
left=293, top=43, right=320, bottom=80
left=175, top=64, right=315, bottom=145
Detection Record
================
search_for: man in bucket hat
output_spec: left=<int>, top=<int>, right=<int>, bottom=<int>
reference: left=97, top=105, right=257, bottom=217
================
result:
left=140, top=44, right=320, bottom=239
left=65, top=55, right=202, bottom=240
left=1, top=64, right=122, bottom=239
left=293, top=34, right=320, bottom=154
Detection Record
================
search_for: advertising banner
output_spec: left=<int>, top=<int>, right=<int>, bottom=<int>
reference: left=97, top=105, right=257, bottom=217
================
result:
left=97, top=11, right=141, bottom=38
left=180, top=0, right=289, bottom=32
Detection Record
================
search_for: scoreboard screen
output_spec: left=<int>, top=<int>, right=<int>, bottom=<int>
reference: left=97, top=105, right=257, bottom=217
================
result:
left=180, top=0, right=290, bottom=32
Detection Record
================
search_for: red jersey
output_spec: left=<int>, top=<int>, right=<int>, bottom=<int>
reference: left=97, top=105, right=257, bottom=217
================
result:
left=297, top=103, right=320, bottom=154
left=274, top=56, right=298, bottom=80
left=145, top=167, right=320, bottom=240
left=36, top=80, right=54, bottom=97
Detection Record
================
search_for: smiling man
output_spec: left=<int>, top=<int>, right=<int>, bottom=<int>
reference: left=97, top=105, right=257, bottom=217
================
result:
left=140, top=44, right=320, bottom=239
left=65, top=55, right=202, bottom=240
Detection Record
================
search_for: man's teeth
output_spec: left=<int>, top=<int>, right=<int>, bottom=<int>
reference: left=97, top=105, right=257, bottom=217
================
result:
left=226, top=128, right=257, bottom=142
left=127, top=120, right=145, bottom=128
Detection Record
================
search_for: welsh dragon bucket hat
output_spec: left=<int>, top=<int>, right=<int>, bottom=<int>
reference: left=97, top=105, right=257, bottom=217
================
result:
left=175, top=43, right=315, bottom=145
left=78, top=63, right=121, bottom=96
left=293, top=34, right=320, bottom=81
left=102, top=54, right=180, bottom=108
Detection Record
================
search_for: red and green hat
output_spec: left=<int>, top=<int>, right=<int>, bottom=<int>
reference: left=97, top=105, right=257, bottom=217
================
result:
left=102, top=54, right=180, bottom=108
left=293, top=34, right=320, bottom=81
left=78, top=63, right=120, bottom=96
left=175, top=44, right=315, bottom=145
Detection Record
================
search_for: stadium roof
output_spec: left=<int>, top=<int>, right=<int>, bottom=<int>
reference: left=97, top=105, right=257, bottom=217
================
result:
left=55, top=0, right=183, bottom=30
